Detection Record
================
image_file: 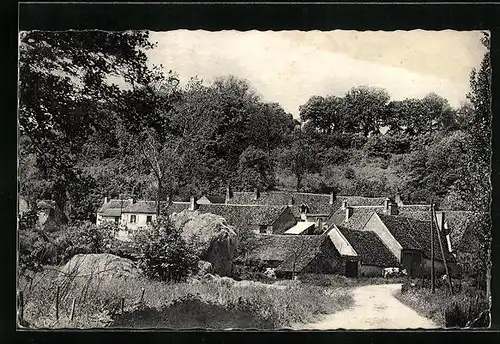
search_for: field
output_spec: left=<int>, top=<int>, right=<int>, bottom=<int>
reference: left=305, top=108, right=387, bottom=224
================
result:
left=18, top=267, right=353, bottom=329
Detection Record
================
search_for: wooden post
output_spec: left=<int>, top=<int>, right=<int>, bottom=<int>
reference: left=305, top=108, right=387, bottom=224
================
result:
left=140, top=288, right=145, bottom=303
left=17, top=290, right=24, bottom=322
left=433, top=208, right=454, bottom=295
left=55, top=286, right=60, bottom=320
left=70, top=298, right=76, bottom=321
left=121, top=297, right=125, bottom=314
left=430, top=203, right=435, bottom=293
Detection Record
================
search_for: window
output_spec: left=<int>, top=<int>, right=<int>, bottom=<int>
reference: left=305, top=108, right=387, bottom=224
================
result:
left=146, top=215, right=152, bottom=223
left=114, top=216, right=120, bottom=224
left=130, top=215, right=136, bottom=223
left=259, top=225, right=267, bottom=233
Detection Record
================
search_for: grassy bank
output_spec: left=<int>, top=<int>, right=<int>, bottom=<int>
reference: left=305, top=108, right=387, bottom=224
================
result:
left=18, top=267, right=353, bottom=329
left=394, top=284, right=489, bottom=328
left=298, top=273, right=408, bottom=288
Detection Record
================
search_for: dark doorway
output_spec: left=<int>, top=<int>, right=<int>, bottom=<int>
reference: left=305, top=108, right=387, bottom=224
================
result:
left=345, top=260, right=358, bottom=278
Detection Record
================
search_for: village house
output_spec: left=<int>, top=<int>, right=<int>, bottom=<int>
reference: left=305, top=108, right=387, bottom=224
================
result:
left=196, top=202, right=297, bottom=234
left=245, top=234, right=345, bottom=279
left=96, top=197, right=133, bottom=226
left=329, top=224, right=400, bottom=277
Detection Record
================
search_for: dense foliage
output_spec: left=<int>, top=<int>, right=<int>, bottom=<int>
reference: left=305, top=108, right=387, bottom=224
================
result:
left=132, top=217, right=199, bottom=282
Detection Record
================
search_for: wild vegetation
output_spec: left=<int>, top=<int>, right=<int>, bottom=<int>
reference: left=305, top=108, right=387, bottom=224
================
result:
left=18, top=30, right=491, bottom=328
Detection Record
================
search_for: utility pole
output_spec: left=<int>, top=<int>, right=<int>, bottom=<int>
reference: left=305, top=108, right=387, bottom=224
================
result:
left=433, top=208, right=454, bottom=295
left=430, top=202, right=435, bottom=293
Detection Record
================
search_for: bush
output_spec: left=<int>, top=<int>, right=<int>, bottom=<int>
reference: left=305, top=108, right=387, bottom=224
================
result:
left=397, top=283, right=489, bottom=328
left=133, top=217, right=199, bottom=282
left=19, top=220, right=114, bottom=276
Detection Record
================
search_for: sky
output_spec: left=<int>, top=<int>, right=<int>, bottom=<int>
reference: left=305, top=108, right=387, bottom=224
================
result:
left=147, top=30, right=487, bottom=118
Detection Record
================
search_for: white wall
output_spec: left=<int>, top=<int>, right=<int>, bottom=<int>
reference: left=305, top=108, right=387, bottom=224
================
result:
left=121, top=213, right=156, bottom=231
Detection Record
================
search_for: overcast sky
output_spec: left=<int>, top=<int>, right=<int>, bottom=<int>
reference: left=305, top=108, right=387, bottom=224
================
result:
left=147, top=30, right=487, bottom=118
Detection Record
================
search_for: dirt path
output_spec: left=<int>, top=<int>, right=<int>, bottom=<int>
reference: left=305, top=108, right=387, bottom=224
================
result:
left=292, top=284, right=439, bottom=330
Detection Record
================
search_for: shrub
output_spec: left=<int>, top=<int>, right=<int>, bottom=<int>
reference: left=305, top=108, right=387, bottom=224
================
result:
left=133, top=217, right=199, bottom=282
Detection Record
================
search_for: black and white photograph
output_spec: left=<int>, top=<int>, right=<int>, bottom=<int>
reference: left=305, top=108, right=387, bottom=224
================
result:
left=17, top=25, right=492, bottom=330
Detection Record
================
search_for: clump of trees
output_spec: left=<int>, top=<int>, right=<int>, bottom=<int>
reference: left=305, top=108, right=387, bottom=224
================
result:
left=132, top=217, right=199, bottom=282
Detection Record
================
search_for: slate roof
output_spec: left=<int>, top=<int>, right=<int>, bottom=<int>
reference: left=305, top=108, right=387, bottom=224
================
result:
left=197, top=204, right=291, bottom=228
left=338, top=226, right=399, bottom=267
left=329, top=208, right=376, bottom=231
left=120, top=201, right=190, bottom=215
left=201, top=195, right=226, bottom=204
left=247, top=234, right=329, bottom=273
left=337, top=196, right=387, bottom=207
left=284, top=221, right=316, bottom=234
left=97, top=199, right=133, bottom=216
left=226, top=191, right=340, bottom=218
left=376, top=213, right=454, bottom=262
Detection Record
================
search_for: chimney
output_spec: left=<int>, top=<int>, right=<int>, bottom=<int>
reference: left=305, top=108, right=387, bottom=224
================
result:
left=395, top=193, right=403, bottom=206
left=317, top=218, right=323, bottom=231
left=189, top=196, right=198, bottom=211
left=103, top=196, right=108, bottom=205
left=435, top=211, right=445, bottom=233
left=329, top=191, right=335, bottom=205
left=225, top=184, right=232, bottom=204
left=384, top=198, right=390, bottom=212
left=341, top=200, right=348, bottom=210
left=129, top=198, right=134, bottom=204
left=288, top=196, right=295, bottom=206
left=388, top=202, right=399, bottom=216
left=253, top=187, right=260, bottom=201
left=345, top=207, right=353, bottom=222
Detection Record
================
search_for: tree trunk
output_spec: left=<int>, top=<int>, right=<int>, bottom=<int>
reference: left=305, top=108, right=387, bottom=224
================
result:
left=156, top=178, right=161, bottom=218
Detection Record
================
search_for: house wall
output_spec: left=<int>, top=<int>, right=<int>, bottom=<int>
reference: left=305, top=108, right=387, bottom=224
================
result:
left=359, top=265, right=384, bottom=277
left=401, top=249, right=422, bottom=277
left=362, top=214, right=403, bottom=262
left=96, top=214, right=120, bottom=226
left=121, top=213, right=156, bottom=231
left=303, top=240, right=346, bottom=275
left=421, top=257, right=446, bottom=277
left=197, top=196, right=212, bottom=205
left=272, top=209, right=297, bottom=234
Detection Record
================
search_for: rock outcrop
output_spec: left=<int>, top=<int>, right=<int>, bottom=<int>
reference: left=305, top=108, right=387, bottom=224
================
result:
left=170, top=210, right=238, bottom=276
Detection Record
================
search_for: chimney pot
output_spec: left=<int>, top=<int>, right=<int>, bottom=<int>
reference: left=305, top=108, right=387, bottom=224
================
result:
left=329, top=191, right=335, bottom=205
left=129, top=198, right=134, bottom=204
left=253, top=187, right=260, bottom=201
left=384, top=198, right=390, bottom=211
left=225, top=184, right=232, bottom=204
left=388, top=202, right=399, bottom=216
left=345, top=207, right=353, bottom=222
left=189, top=196, right=198, bottom=211
left=341, top=200, right=348, bottom=210
left=104, top=196, right=108, bottom=205
left=395, top=193, right=403, bottom=206
left=288, top=196, right=294, bottom=206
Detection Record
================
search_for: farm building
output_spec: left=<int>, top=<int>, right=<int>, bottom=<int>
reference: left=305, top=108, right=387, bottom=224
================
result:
left=197, top=194, right=226, bottom=205
left=196, top=203, right=297, bottom=234
left=359, top=213, right=456, bottom=277
left=336, top=226, right=400, bottom=277
left=245, top=234, right=345, bottom=279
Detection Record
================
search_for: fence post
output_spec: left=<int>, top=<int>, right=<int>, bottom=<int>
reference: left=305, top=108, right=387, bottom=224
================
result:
left=70, top=298, right=76, bottom=321
left=17, top=290, right=24, bottom=324
left=121, top=297, right=125, bottom=314
left=140, top=288, right=145, bottom=304
left=55, top=286, right=60, bottom=320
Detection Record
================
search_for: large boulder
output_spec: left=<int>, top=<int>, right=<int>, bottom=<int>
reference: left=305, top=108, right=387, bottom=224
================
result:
left=59, top=253, right=142, bottom=283
left=170, top=210, right=238, bottom=276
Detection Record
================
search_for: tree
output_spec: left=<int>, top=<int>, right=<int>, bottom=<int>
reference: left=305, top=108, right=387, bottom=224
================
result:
left=299, top=95, right=344, bottom=134
left=237, top=145, right=275, bottom=191
left=343, top=86, right=390, bottom=136
left=19, top=30, right=157, bottom=220
left=133, top=217, right=199, bottom=282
